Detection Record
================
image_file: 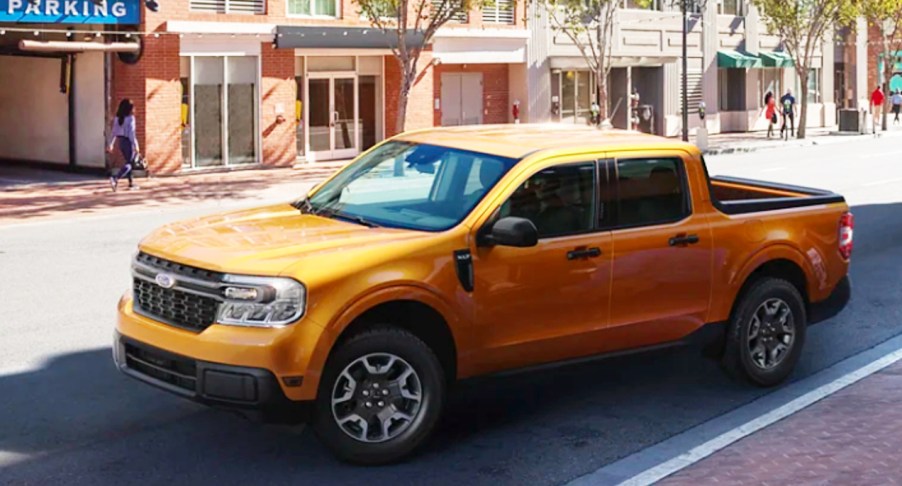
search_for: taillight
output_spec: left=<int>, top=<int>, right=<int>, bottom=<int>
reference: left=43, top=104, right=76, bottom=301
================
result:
left=839, top=211, right=854, bottom=260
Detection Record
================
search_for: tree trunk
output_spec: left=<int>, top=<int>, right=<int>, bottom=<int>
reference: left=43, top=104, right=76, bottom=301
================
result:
left=798, top=70, right=809, bottom=140
left=596, top=68, right=609, bottom=122
left=395, top=62, right=414, bottom=134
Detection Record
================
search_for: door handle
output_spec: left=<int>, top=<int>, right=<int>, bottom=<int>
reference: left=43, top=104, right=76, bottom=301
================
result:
left=567, top=247, right=602, bottom=260
left=669, top=234, right=700, bottom=246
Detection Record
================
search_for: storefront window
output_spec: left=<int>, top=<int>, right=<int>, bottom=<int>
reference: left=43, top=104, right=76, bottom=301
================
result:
left=180, top=57, right=191, bottom=168
left=622, top=0, right=660, bottom=10
left=227, top=56, right=258, bottom=165
left=718, top=69, right=746, bottom=111
left=718, top=0, right=743, bottom=16
left=288, top=0, right=338, bottom=17
left=759, top=68, right=782, bottom=108
left=558, top=70, right=596, bottom=124
left=561, top=71, right=576, bottom=122
left=806, top=68, right=821, bottom=104
left=194, top=57, right=225, bottom=167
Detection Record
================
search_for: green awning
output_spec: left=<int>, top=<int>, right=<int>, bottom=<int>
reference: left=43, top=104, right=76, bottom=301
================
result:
left=717, top=50, right=762, bottom=69
left=760, top=51, right=794, bottom=68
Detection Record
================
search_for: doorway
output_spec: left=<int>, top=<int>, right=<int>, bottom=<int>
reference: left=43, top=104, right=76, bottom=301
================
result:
left=440, top=73, right=483, bottom=126
left=309, top=75, right=358, bottom=161
left=189, top=55, right=259, bottom=168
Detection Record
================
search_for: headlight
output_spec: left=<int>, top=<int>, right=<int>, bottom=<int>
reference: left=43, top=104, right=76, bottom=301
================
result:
left=216, top=275, right=306, bottom=328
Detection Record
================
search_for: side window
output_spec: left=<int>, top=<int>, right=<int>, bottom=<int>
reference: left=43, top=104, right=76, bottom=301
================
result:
left=616, top=158, right=688, bottom=227
left=501, top=162, right=597, bottom=238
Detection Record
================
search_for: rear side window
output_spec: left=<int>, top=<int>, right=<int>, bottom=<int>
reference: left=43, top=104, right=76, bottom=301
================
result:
left=615, top=158, right=689, bottom=227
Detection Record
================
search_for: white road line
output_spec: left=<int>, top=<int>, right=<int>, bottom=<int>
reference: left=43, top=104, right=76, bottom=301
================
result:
left=861, top=177, right=902, bottom=187
left=615, top=347, right=902, bottom=486
left=858, top=150, right=902, bottom=159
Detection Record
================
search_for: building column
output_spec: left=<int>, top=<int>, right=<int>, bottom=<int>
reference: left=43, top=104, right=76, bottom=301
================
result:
left=702, top=0, right=719, bottom=133
left=855, top=17, right=869, bottom=109
left=822, top=30, right=836, bottom=126
left=261, top=45, right=297, bottom=167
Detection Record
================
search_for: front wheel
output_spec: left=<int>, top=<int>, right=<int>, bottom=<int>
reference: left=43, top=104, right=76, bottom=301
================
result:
left=722, top=277, right=807, bottom=387
left=312, top=327, right=446, bottom=465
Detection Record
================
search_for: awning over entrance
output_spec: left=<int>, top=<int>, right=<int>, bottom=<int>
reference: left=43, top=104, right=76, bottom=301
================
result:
left=717, top=50, right=762, bottom=69
left=275, top=26, right=426, bottom=50
left=759, top=51, right=794, bottom=68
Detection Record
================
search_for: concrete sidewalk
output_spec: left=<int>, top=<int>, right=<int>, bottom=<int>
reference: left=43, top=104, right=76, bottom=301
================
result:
left=702, top=124, right=902, bottom=156
left=659, top=360, right=902, bottom=484
left=0, top=163, right=345, bottom=226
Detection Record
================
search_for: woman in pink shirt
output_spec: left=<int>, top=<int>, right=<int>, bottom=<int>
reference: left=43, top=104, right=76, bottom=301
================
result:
left=763, top=91, right=778, bottom=139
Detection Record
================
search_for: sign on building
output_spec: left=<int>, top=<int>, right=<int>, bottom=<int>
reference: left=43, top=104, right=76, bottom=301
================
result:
left=0, top=0, right=140, bottom=25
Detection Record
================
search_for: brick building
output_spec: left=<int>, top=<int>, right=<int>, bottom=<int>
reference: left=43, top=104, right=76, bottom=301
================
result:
left=0, top=0, right=528, bottom=175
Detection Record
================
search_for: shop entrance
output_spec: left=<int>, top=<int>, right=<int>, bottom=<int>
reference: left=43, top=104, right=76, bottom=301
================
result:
left=187, top=55, right=260, bottom=168
left=308, top=74, right=358, bottom=161
left=440, top=73, right=483, bottom=126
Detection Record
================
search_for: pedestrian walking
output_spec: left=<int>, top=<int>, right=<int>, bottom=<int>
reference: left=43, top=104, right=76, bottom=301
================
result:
left=763, top=91, right=778, bottom=139
left=871, top=85, right=885, bottom=133
left=892, top=89, right=902, bottom=125
left=107, top=98, right=140, bottom=192
left=779, top=89, right=796, bottom=140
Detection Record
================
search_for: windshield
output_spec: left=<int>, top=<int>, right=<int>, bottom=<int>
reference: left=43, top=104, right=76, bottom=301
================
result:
left=306, top=142, right=517, bottom=231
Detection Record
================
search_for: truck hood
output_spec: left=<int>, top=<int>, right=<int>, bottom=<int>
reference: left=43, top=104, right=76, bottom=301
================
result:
left=138, top=204, right=424, bottom=275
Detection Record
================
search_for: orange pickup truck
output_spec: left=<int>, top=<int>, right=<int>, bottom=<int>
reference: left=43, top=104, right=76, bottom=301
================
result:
left=114, top=125, right=852, bottom=464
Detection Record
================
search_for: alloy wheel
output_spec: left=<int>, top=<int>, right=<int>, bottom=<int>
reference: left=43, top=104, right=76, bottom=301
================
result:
left=331, top=353, right=423, bottom=443
left=747, top=298, right=796, bottom=370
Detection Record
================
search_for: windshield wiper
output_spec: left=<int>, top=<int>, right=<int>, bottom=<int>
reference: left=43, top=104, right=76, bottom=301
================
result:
left=332, top=212, right=381, bottom=228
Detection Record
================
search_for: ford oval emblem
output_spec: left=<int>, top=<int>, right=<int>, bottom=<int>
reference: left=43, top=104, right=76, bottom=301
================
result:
left=155, top=273, right=176, bottom=289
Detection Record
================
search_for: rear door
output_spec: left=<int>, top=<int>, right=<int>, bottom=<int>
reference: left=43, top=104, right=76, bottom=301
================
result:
left=606, top=154, right=713, bottom=346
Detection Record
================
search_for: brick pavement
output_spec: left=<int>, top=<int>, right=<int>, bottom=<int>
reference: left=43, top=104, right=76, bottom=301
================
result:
left=0, top=163, right=345, bottom=226
left=659, top=361, right=902, bottom=485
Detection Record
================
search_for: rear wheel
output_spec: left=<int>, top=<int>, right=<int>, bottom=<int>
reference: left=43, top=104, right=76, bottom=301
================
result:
left=722, top=277, right=806, bottom=387
left=312, top=327, right=445, bottom=465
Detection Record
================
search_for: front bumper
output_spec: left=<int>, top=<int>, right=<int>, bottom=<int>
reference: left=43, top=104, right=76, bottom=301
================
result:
left=113, top=331, right=310, bottom=423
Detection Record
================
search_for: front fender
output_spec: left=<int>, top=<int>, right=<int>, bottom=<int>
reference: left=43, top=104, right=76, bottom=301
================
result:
left=301, top=283, right=470, bottom=397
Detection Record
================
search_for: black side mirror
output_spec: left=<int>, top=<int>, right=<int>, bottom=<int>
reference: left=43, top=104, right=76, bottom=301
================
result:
left=480, top=217, right=539, bottom=248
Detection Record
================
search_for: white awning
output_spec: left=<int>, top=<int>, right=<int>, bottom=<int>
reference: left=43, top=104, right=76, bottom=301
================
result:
left=432, top=30, right=527, bottom=64
left=18, top=40, right=140, bottom=53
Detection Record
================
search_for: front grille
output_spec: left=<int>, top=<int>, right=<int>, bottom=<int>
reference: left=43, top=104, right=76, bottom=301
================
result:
left=132, top=252, right=223, bottom=332
left=134, top=279, right=220, bottom=332
left=124, top=342, right=198, bottom=393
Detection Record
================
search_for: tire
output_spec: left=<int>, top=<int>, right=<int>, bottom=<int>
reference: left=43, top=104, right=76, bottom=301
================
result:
left=312, top=327, right=446, bottom=465
left=722, top=277, right=807, bottom=387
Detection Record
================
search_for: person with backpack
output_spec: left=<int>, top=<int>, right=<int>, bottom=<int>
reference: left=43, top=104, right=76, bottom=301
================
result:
left=107, top=99, right=140, bottom=192
left=779, top=88, right=796, bottom=140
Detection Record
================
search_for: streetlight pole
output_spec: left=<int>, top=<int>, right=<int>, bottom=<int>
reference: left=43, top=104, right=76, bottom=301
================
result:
left=681, top=0, right=689, bottom=142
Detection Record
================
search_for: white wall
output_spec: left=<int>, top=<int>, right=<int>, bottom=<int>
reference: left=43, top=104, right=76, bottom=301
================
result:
left=74, top=52, right=106, bottom=168
left=0, top=56, right=69, bottom=164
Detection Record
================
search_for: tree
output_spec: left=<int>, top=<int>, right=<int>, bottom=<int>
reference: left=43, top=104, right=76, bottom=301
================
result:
left=860, top=0, right=902, bottom=130
left=750, top=0, right=857, bottom=138
left=540, top=0, right=618, bottom=125
left=355, top=0, right=485, bottom=133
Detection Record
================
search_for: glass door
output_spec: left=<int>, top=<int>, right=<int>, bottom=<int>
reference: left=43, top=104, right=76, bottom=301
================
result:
left=227, top=56, right=258, bottom=165
left=194, top=57, right=225, bottom=167
left=189, top=55, right=259, bottom=168
left=308, top=75, right=358, bottom=161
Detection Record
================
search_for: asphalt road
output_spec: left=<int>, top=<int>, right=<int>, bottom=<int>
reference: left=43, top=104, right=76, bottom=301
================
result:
left=3, top=136, right=902, bottom=485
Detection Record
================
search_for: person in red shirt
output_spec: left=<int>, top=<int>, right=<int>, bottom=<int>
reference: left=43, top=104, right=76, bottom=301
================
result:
left=871, top=85, right=886, bottom=133
left=763, top=91, right=779, bottom=139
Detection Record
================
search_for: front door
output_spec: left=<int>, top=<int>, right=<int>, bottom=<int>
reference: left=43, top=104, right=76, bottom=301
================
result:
left=440, top=73, right=483, bottom=126
left=309, top=75, right=358, bottom=161
left=471, top=159, right=613, bottom=373
left=607, top=155, right=713, bottom=347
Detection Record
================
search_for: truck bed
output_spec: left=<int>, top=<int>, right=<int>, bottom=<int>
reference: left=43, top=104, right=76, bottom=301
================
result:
left=709, top=176, right=845, bottom=215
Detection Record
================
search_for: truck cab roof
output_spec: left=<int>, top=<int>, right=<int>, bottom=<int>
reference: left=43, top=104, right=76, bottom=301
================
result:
left=395, top=124, right=701, bottom=160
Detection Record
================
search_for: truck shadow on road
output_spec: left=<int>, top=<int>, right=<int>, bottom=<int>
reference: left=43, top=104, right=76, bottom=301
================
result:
left=0, top=202, right=899, bottom=485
